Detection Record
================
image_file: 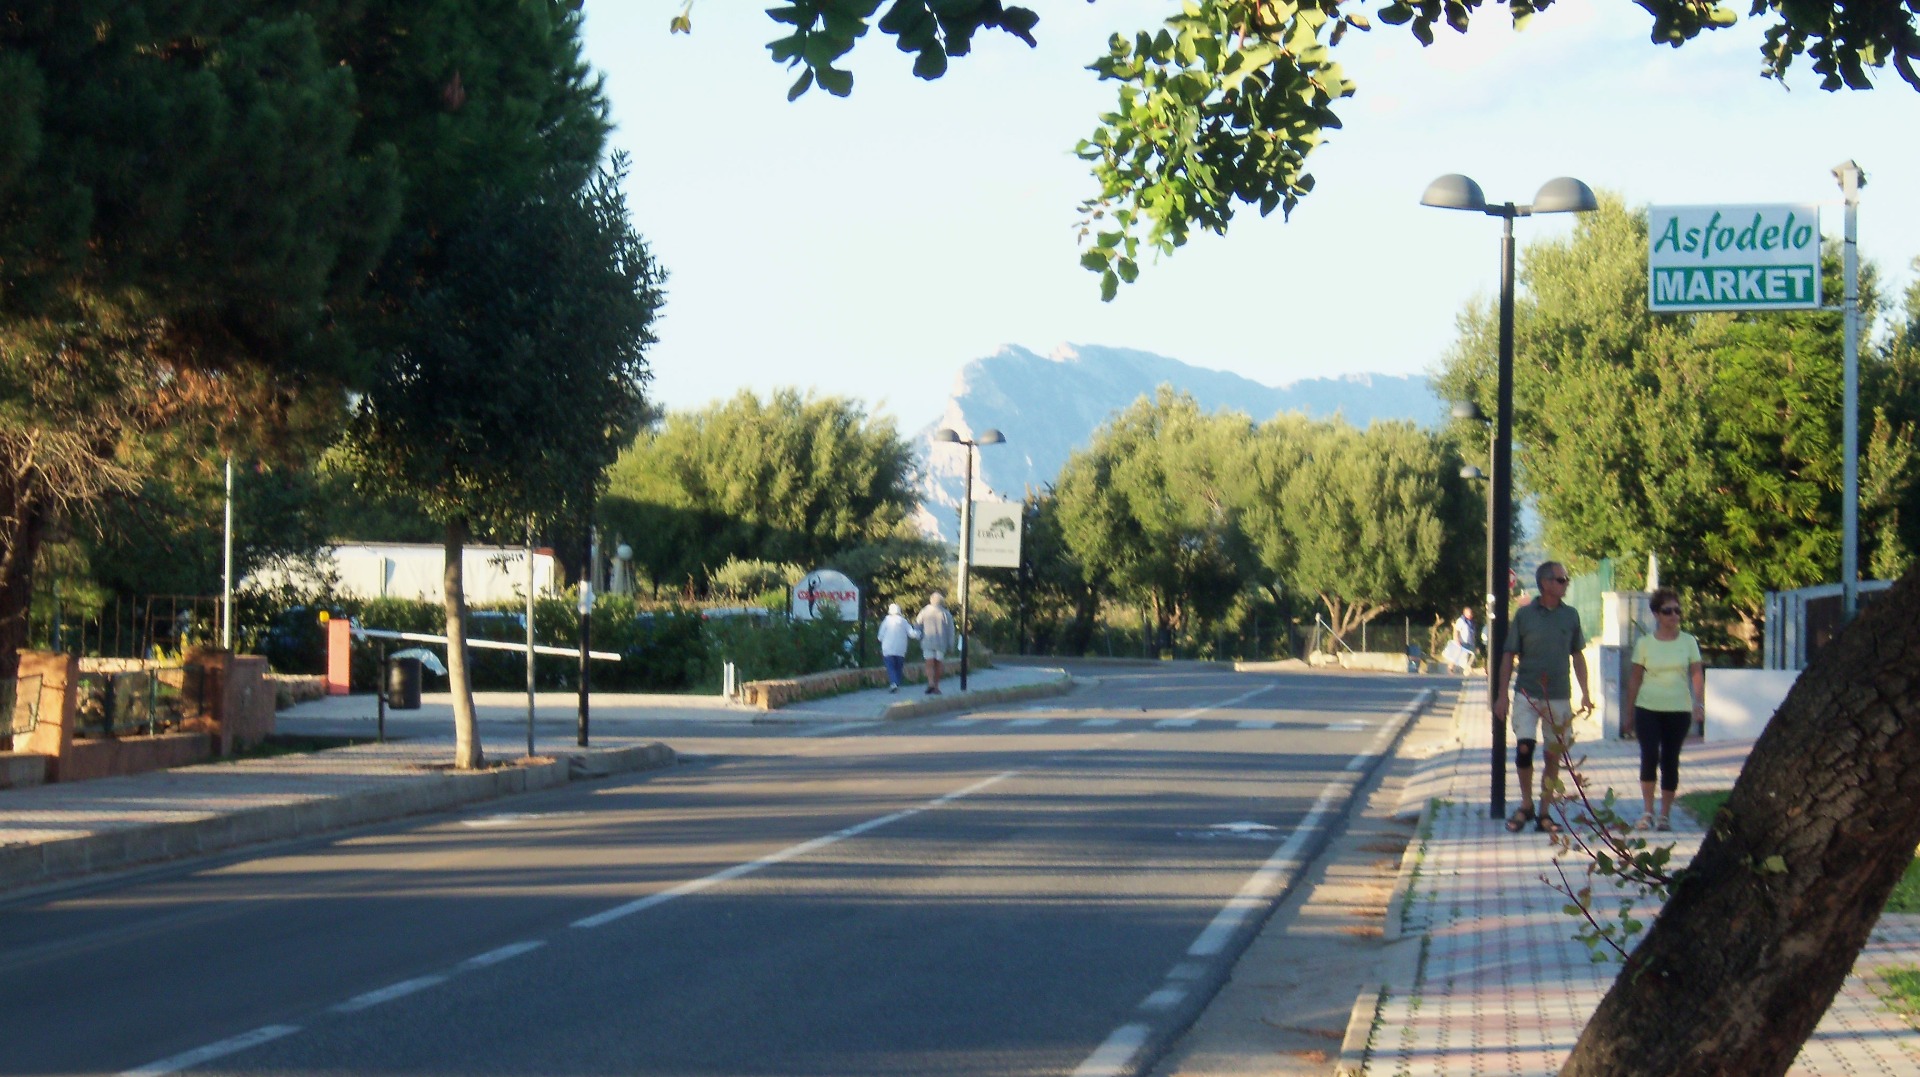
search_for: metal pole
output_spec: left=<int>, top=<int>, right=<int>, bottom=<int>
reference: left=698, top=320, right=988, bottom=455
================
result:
left=578, top=530, right=593, bottom=747
left=1488, top=208, right=1517, bottom=821
left=1837, top=161, right=1862, bottom=620
left=958, top=445, right=974, bottom=691
left=377, top=642, right=387, bottom=744
left=526, top=524, right=536, bottom=758
left=222, top=453, right=234, bottom=645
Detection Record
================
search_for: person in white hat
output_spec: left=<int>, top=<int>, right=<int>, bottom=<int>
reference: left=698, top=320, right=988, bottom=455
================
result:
left=914, top=591, right=956, bottom=695
left=877, top=602, right=919, bottom=692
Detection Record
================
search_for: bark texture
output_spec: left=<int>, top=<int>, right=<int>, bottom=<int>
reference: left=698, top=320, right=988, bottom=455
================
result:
left=1562, top=562, right=1920, bottom=1076
left=443, top=517, right=483, bottom=771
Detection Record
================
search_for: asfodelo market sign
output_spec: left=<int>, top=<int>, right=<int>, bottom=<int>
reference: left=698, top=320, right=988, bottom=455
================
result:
left=1648, top=204, right=1821, bottom=312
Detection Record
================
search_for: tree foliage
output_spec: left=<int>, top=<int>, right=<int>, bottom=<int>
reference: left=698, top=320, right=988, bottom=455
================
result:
left=1431, top=196, right=1918, bottom=633
left=711, top=0, right=1920, bottom=296
left=1048, top=388, right=1477, bottom=646
left=601, top=390, right=919, bottom=593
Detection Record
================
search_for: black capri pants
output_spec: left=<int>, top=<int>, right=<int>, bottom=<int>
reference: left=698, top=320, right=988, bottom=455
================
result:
left=1634, top=707, right=1692, bottom=791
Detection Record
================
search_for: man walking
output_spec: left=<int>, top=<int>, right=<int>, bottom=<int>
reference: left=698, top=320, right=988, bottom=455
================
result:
left=914, top=592, right=956, bottom=695
left=1492, top=562, right=1592, bottom=834
left=877, top=603, right=918, bottom=693
left=1446, top=605, right=1478, bottom=674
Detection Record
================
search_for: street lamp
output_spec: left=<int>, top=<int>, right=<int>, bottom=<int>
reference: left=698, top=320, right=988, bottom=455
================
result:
left=933, top=426, right=1006, bottom=691
left=1423, top=173, right=1597, bottom=821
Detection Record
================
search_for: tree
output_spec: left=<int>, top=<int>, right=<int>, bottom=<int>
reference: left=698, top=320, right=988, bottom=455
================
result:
left=0, top=3, right=401, bottom=686
left=1267, top=419, right=1477, bottom=638
left=601, top=390, right=918, bottom=593
left=1563, top=561, right=1920, bottom=1076
left=339, top=162, right=664, bottom=769
left=1052, top=389, right=1253, bottom=650
left=716, top=0, right=1919, bottom=295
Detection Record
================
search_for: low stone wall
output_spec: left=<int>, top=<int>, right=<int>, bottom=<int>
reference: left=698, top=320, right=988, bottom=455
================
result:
left=58, top=732, right=215, bottom=782
left=737, top=650, right=996, bottom=710
left=267, top=674, right=328, bottom=709
left=739, top=663, right=927, bottom=710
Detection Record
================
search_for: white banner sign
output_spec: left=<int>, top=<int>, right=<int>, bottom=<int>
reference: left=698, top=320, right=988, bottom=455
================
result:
left=969, top=501, right=1023, bottom=568
left=792, top=568, right=859, bottom=621
left=1648, top=204, right=1822, bottom=312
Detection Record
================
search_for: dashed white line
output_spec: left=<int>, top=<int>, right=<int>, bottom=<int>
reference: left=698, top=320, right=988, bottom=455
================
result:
left=1325, top=720, right=1365, bottom=732
left=331, top=974, right=450, bottom=1014
left=121, top=1024, right=302, bottom=1076
left=461, top=940, right=545, bottom=969
left=1235, top=719, right=1276, bottom=729
left=937, top=717, right=978, bottom=727
left=1081, top=718, right=1119, bottom=727
left=1072, top=1022, right=1152, bottom=1077
left=570, top=771, right=1019, bottom=930
left=1009, top=718, right=1051, bottom=728
left=1140, top=985, right=1187, bottom=1011
left=1175, top=683, right=1274, bottom=720
left=1154, top=718, right=1197, bottom=729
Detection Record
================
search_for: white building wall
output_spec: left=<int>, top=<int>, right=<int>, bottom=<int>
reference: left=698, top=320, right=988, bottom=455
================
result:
left=247, top=543, right=557, bottom=605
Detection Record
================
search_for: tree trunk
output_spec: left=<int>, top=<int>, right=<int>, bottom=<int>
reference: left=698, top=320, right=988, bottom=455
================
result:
left=1562, top=561, right=1920, bottom=1076
left=443, top=517, right=483, bottom=770
left=0, top=476, right=50, bottom=690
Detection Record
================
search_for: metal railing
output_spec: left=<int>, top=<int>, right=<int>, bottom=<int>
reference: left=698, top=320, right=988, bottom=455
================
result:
left=73, top=665, right=203, bottom=739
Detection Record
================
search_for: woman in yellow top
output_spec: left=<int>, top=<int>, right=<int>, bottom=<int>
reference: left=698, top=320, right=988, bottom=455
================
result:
left=1623, top=587, right=1705, bottom=831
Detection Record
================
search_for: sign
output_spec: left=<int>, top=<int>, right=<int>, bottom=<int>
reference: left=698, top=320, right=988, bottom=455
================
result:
left=969, top=501, right=1023, bottom=568
left=792, top=568, right=859, bottom=621
left=1648, top=204, right=1822, bottom=312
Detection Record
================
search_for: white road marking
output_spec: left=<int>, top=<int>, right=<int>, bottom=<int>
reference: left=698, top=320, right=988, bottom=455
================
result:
left=1071, top=1022, right=1152, bottom=1077
left=1009, top=717, right=1051, bottom=727
left=1235, top=719, right=1276, bottom=729
left=1154, top=718, right=1197, bottom=728
left=461, top=941, right=546, bottom=969
left=571, top=771, right=1019, bottom=929
left=1140, top=985, right=1187, bottom=1011
left=937, top=718, right=978, bottom=727
left=1081, top=718, right=1119, bottom=727
left=1175, top=683, right=1274, bottom=720
left=121, top=1025, right=302, bottom=1076
left=1166, top=961, right=1208, bottom=981
left=331, top=974, right=450, bottom=1013
left=1325, top=720, right=1365, bottom=732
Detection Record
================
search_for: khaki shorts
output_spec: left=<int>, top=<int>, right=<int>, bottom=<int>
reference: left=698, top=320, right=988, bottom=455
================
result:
left=1512, top=697, right=1575, bottom=754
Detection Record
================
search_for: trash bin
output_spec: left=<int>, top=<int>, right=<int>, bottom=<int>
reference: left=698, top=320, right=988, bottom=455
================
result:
left=385, top=656, right=423, bottom=710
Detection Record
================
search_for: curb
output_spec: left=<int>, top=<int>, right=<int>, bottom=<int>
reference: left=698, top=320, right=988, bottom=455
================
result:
left=878, top=670, right=1073, bottom=720
left=0, top=741, right=676, bottom=896
left=1381, top=795, right=1438, bottom=944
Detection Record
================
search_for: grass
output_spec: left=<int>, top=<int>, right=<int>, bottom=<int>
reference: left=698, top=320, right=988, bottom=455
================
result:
left=1879, top=967, right=1920, bottom=1024
left=1679, top=788, right=1920, bottom=914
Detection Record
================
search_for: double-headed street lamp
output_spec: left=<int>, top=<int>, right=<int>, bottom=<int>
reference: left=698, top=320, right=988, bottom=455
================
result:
left=933, top=426, right=1006, bottom=691
left=1423, top=173, right=1597, bottom=820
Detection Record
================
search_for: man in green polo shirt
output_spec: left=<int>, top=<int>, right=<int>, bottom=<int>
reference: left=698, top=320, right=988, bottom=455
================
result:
left=1491, top=561, right=1593, bottom=834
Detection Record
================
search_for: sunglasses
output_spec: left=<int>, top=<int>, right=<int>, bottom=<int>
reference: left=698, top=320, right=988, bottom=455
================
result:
left=1546, top=576, right=1570, bottom=584
left=1655, top=606, right=1681, bottom=615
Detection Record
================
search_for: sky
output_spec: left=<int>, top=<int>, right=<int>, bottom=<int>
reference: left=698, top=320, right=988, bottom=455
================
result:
left=579, top=2, right=1920, bottom=422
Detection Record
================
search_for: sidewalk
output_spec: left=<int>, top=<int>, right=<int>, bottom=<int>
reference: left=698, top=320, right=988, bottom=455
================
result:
left=0, top=664, right=1070, bottom=895
left=1346, top=680, right=1920, bottom=1076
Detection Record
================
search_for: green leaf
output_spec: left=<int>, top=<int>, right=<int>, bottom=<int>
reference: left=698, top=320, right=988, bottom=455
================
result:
left=1100, top=268, right=1119, bottom=302
left=816, top=65, right=854, bottom=96
left=1080, top=248, right=1110, bottom=271
left=787, top=68, right=815, bottom=101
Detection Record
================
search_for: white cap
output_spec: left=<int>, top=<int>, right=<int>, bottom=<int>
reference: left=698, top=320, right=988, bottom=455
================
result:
left=888, top=603, right=902, bottom=615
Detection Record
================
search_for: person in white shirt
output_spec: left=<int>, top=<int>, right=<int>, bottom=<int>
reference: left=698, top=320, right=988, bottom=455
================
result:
left=877, top=603, right=919, bottom=693
left=914, top=592, right=956, bottom=695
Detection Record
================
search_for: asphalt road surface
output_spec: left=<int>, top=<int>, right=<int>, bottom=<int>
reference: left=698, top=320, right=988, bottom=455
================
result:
left=0, top=664, right=1444, bottom=1077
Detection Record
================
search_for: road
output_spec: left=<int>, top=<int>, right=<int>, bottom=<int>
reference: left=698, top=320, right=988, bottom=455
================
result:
left=0, top=664, right=1443, bottom=1077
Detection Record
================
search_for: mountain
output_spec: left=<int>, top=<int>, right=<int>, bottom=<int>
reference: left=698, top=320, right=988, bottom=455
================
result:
left=913, top=343, right=1445, bottom=541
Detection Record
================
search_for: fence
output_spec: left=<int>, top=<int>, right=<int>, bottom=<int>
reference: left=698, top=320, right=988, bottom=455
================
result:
left=1762, top=580, right=1895, bottom=669
left=1566, top=558, right=1614, bottom=644
left=72, top=665, right=206, bottom=738
left=26, top=592, right=221, bottom=660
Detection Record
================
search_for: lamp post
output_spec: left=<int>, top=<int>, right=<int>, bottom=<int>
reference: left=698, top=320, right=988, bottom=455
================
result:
left=1833, top=160, right=1864, bottom=620
left=932, top=426, right=1006, bottom=691
left=1423, top=173, right=1597, bottom=821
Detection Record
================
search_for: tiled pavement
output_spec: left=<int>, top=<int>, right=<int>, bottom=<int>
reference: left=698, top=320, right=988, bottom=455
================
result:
left=1358, top=681, right=1920, bottom=1076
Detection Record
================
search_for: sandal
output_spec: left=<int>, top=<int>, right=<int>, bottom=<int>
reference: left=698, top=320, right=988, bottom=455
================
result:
left=1536, top=813, right=1563, bottom=836
left=1504, top=805, right=1536, bottom=833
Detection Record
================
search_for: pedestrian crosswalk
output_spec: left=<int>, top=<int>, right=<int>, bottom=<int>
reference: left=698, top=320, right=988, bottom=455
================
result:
left=930, top=715, right=1368, bottom=732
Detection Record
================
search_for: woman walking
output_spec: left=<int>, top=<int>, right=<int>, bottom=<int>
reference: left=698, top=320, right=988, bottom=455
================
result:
left=1623, top=588, right=1705, bottom=831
